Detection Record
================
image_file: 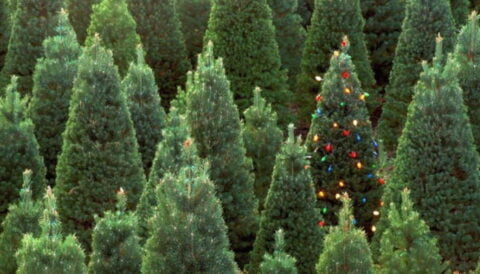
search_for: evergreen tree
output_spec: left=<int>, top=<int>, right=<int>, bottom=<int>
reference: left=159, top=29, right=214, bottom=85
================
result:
left=305, top=39, right=382, bottom=235
left=122, top=46, right=166, bottom=176
left=377, top=0, right=456, bottom=154
left=66, top=0, right=100, bottom=44
left=242, top=88, right=283, bottom=210
left=249, top=124, right=322, bottom=274
left=55, top=36, right=146, bottom=251
left=16, top=187, right=87, bottom=274
left=142, top=141, right=238, bottom=273
left=205, top=0, right=292, bottom=126
left=128, top=0, right=191, bottom=108
left=28, top=10, right=82, bottom=185
left=0, top=76, right=46, bottom=225
left=260, top=229, right=298, bottom=274
left=88, top=188, right=142, bottom=274
left=86, top=0, right=140, bottom=76
left=0, top=0, right=10, bottom=70
left=186, top=42, right=258, bottom=266
left=450, top=0, right=470, bottom=27
left=0, top=170, right=42, bottom=274
left=316, top=196, right=374, bottom=274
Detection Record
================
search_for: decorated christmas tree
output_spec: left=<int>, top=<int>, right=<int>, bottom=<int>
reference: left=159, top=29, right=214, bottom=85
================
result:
left=306, top=38, right=382, bottom=236
left=66, top=0, right=100, bottom=44
left=259, top=230, right=298, bottom=274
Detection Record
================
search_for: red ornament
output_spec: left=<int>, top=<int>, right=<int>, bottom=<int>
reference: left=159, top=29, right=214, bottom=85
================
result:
left=341, top=40, right=348, bottom=47
left=318, top=221, right=326, bottom=227
left=378, top=178, right=386, bottom=185
left=342, top=71, right=350, bottom=79
left=324, top=143, right=333, bottom=153
left=315, top=95, right=323, bottom=102
left=348, top=151, right=358, bottom=159
left=342, top=130, right=351, bottom=137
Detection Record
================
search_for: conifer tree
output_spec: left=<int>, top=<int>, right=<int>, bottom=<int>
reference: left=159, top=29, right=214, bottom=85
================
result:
left=260, top=229, right=298, bottom=274
left=128, top=0, right=191, bottom=108
left=28, top=10, right=82, bottom=184
left=316, top=196, right=375, bottom=274
left=86, top=0, right=140, bottom=76
left=0, top=76, right=46, bottom=225
left=186, top=42, right=258, bottom=266
left=450, top=0, right=470, bottom=27
left=55, top=36, right=146, bottom=251
left=305, top=39, right=382, bottom=235
left=88, top=188, right=142, bottom=274
left=142, top=141, right=238, bottom=273
left=66, top=0, right=100, bottom=44
left=122, top=46, right=166, bottom=176
left=242, top=88, right=283, bottom=210
left=377, top=0, right=456, bottom=154
left=205, top=0, right=292, bottom=126
left=249, top=124, right=322, bottom=274
left=0, top=170, right=42, bottom=274
left=16, top=187, right=87, bottom=274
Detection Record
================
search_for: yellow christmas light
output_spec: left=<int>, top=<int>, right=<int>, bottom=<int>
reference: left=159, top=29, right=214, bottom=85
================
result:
left=373, top=210, right=380, bottom=216
left=313, top=134, right=320, bottom=142
left=356, top=162, right=363, bottom=169
left=380, top=201, right=385, bottom=207
left=344, top=88, right=352, bottom=94
left=317, top=191, right=326, bottom=198
left=371, top=225, right=377, bottom=232
left=315, top=75, right=323, bottom=82
left=338, top=181, right=345, bottom=187
left=353, top=120, right=359, bottom=126
left=333, top=51, right=340, bottom=57
left=335, top=193, right=341, bottom=200
left=359, top=94, right=366, bottom=101
left=333, top=122, right=339, bottom=128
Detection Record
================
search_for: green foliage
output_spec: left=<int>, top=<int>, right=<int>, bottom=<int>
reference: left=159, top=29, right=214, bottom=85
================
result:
left=316, top=196, right=374, bottom=274
left=55, top=36, right=146, bottom=251
left=242, top=88, right=283, bottom=210
left=142, top=142, right=238, bottom=273
left=186, top=42, right=258, bottom=267
left=0, top=0, right=10, bottom=70
left=249, top=125, right=323, bottom=274
left=377, top=0, right=456, bottom=154
left=28, top=10, right=82, bottom=185
left=450, top=0, right=470, bottom=27
left=128, top=0, right=191, bottom=108
left=66, top=0, right=100, bottom=44
left=260, top=230, right=298, bottom=274
left=122, top=46, right=166, bottom=176
left=297, top=0, right=314, bottom=26
left=86, top=0, right=140, bottom=76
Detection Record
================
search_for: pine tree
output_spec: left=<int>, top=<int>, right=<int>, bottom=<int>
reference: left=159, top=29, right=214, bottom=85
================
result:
left=88, top=188, right=142, bottom=274
left=260, top=230, right=298, bottom=274
left=316, top=196, right=375, bottom=274
left=55, top=36, right=146, bottom=251
left=205, top=0, right=292, bottom=126
left=450, top=0, right=470, bottom=27
left=186, top=42, right=258, bottom=266
left=0, top=76, right=46, bottom=225
left=66, top=0, right=100, bottom=44
left=248, top=124, right=322, bottom=274
left=122, top=46, right=166, bottom=176
left=242, top=88, right=283, bottom=210
left=305, top=39, right=382, bottom=235
left=142, top=141, right=238, bottom=273
left=86, top=0, right=140, bottom=76
left=16, top=187, right=87, bottom=274
left=377, top=0, right=456, bottom=154
left=0, top=170, right=42, bottom=274
left=128, top=0, right=191, bottom=108
left=27, top=10, right=82, bottom=185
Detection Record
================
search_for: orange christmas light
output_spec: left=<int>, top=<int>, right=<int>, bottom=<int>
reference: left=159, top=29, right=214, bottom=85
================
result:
left=317, top=191, right=326, bottom=198
left=356, top=162, right=363, bottom=169
left=338, top=181, right=345, bottom=187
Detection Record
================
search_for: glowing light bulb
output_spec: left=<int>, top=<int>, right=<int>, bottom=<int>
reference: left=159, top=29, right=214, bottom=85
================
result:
left=317, top=191, right=326, bottom=198
left=356, top=162, right=363, bottom=169
left=339, top=181, right=345, bottom=187
left=315, top=75, right=323, bottom=82
left=380, top=201, right=385, bottom=207
left=371, top=225, right=377, bottom=232
left=313, top=134, right=320, bottom=142
left=344, top=88, right=352, bottom=94
left=353, top=120, right=359, bottom=126
left=373, top=210, right=380, bottom=216
left=333, top=122, right=339, bottom=128
left=359, top=94, right=366, bottom=101
left=335, top=193, right=341, bottom=199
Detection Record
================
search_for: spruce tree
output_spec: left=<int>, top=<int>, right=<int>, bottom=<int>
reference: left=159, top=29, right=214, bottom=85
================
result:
left=316, top=196, right=374, bottom=274
left=142, top=141, right=238, bottom=273
left=186, top=42, right=258, bottom=266
left=86, top=0, right=140, bottom=76
left=0, top=76, right=46, bottom=225
left=249, top=124, right=322, bottom=274
left=305, top=39, right=382, bottom=235
left=260, top=230, right=298, bottom=274
left=28, top=10, right=82, bottom=185
left=128, top=0, right=190, bottom=108
left=242, top=88, right=283, bottom=210
left=377, top=0, right=456, bottom=154
left=205, top=0, right=292, bottom=126
left=55, top=36, right=146, bottom=251
left=0, top=170, right=42, bottom=274
left=122, top=46, right=166, bottom=176
left=88, top=188, right=142, bottom=274
left=450, top=0, right=470, bottom=27
left=66, top=0, right=100, bottom=44
left=0, top=0, right=62, bottom=96
left=16, top=187, right=87, bottom=274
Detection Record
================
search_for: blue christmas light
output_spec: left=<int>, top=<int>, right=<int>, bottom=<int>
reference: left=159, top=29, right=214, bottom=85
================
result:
left=367, top=173, right=374, bottom=179
left=327, top=165, right=333, bottom=174
left=372, top=140, right=379, bottom=148
left=352, top=219, right=358, bottom=225
left=316, top=108, right=323, bottom=116
left=361, top=197, right=367, bottom=203
left=355, top=134, right=362, bottom=142
left=372, top=151, right=378, bottom=157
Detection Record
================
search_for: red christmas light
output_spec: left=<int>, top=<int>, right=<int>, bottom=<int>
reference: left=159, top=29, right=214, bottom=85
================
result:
left=315, top=95, right=323, bottom=102
left=378, top=178, right=386, bottom=185
left=342, top=130, right=351, bottom=137
left=341, top=40, right=348, bottom=47
left=324, top=143, right=333, bottom=153
left=318, top=221, right=326, bottom=227
left=348, top=151, right=358, bottom=159
left=342, top=71, right=350, bottom=79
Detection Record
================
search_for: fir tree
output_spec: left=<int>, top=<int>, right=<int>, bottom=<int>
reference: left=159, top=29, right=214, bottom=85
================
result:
left=316, top=196, right=375, bottom=274
left=66, top=0, right=100, bottom=44
left=142, top=141, right=238, bottom=273
left=0, top=76, right=46, bottom=225
left=86, top=0, right=140, bottom=76
left=28, top=10, right=82, bottom=185
left=55, top=36, right=146, bottom=251
left=0, top=170, right=42, bottom=274
left=128, top=0, right=191, bottom=108
left=122, top=45, right=166, bottom=176
left=249, top=124, right=322, bottom=274
left=260, top=230, right=298, bottom=274
left=242, top=88, right=283, bottom=210
left=205, top=0, right=292, bottom=126
left=305, top=39, right=382, bottom=235
left=377, top=0, right=456, bottom=154
left=450, top=0, right=470, bottom=27
left=16, top=187, right=87, bottom=274
left=186, top=42, right=258, bottom=266
left=88, top=188, right=142, bottom=274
